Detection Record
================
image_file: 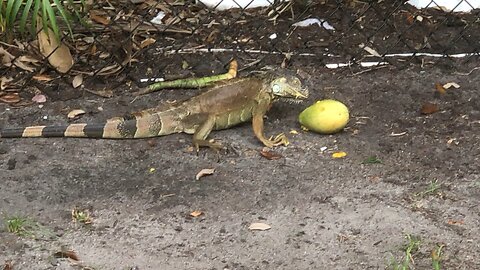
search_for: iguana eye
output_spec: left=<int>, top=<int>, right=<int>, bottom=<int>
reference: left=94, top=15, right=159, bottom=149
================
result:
left=272, top=84, right=281, bottom=93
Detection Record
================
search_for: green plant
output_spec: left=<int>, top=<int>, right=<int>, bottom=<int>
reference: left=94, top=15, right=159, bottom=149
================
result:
left=415, top=180, right=441, bottom=197
left=389, top=234, right=421, bottom=270
left=431, top=245, right=444, bottom=270
left=5, top=216, right=37, bottom=237
left=0, top=0, right=87, bottom=41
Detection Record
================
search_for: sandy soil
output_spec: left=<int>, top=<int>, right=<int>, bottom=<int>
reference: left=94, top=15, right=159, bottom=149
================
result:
left=1, top=64, right=479, bottom=269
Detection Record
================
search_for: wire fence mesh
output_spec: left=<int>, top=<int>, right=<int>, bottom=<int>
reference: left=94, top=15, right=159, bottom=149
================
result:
left=0, top=0, right=479, bottom=104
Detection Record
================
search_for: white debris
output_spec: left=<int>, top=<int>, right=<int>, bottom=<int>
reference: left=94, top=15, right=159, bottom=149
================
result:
left=197, top=0, right=285, bottom=10
left=292, top=18, right=335, bottom=30
left=408, top=0, right=480, bottom=12
left=150, top=11, right=166, bottom=25
left=269, top=33, right=277, bottom=40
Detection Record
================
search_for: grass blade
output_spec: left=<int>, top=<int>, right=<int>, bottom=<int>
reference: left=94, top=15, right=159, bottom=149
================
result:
left=20, top=0, right=34, bottom=34
left=52, top=0, right=73, bottom=37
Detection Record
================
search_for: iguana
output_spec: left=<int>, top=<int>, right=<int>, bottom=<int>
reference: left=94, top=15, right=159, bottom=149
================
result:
left=0, top=62, right=308, bottom=149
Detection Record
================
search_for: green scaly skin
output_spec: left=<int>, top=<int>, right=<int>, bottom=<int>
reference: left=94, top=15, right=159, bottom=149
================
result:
left=0, top=70, right=308, bottom=150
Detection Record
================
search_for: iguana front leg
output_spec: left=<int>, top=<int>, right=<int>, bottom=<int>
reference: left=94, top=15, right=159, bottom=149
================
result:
left=192, top=115, right=222, bottom=152
left=252, top=100, right=289, bottom=148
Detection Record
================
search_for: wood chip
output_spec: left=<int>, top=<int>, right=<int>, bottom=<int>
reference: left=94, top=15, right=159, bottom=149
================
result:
left=248, top=222, right=271, bottom=231
left=190, top=210, right=203, bottom=217
left=195, top=168, right=215, bottom=180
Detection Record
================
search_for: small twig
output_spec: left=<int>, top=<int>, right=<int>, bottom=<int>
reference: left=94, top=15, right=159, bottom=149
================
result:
left=454, top=66, right=480, bottom=76
left=349, top=64, right=388, bottom=76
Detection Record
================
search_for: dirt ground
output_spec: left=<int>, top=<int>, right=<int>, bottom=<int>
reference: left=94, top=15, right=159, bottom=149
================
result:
left=1, top=63, right=479, bottom=269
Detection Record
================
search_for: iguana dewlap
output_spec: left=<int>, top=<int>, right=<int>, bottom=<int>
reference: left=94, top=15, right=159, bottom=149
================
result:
left=0, top=71, right=308, bottom=149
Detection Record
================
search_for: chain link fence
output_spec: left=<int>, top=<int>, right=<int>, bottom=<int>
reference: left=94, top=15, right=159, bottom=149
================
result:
left=0, top=0, right=479, bottom=103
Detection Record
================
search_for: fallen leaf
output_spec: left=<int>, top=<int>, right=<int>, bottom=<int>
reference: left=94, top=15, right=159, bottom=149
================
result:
left=190, top=210, right=203, bottom=217
left=32, top=74, right=54, bottom=82
left=89, top=10, right=111, bottom=25
left=3, top=260, right=13, bottom=270
left=140, top=38, right=156, bottom=48
left=332, top=151, right=347, bottom=159
left=67, top=109, right=86, bottom=119
left=260, top=149, right=283, bottom=160
left=72, top=75, right=83, bottom=88
left=13, top=55, right=40, bottom=72
left=195, top=168, right=215, bottom=180
left=249, top=222, right=271, bottom=231
left=434, top=83, right=446, bottom=95
left=289, top=129, right=299, bottom=134
left=447, top=219, right=464, bottom=225
left=54, top=250, right=79, bottom=261
left=443, top=82, right=460, bottom=89
left=0, top=76, right=13, bottom=90
left=37, top=17, right=74, bottom=73
left=0, top=93, right=21, bottom=104
left=421, top=103, right=439, bottom=115
left=31, top=94, right=47, bottom=103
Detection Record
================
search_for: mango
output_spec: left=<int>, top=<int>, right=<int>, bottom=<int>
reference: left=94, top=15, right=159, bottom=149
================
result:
left=299, top=99, right=349, bottom=134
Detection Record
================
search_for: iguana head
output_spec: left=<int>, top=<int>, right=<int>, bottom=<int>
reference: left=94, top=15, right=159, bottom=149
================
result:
left=269, top=75, right=309, bottom=102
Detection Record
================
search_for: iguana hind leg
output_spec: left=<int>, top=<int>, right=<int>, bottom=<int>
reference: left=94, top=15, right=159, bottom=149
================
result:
left=192, top=115, right=222, bottom=152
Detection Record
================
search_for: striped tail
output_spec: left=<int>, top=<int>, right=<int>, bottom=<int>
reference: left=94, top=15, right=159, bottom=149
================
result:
left=0, top=108, right=185, bottom=139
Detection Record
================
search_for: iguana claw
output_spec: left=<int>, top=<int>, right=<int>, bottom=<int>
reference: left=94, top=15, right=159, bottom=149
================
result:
left=265, top=133, right=289, bottom=147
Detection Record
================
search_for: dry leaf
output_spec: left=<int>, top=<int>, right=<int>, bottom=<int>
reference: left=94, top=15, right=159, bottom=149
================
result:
left=3, top=260, right=13, bottom=270
left=140, top=38, right=156, bottom=48
left=289, top=129, right=299, bottom=134
left=0, top=93, right=21, bottom=104
left=33, top=74, right=54, bottom=82
left=31, top=94, right=47, bottom=103
left=72, top=74, right=83, bottom=88
left=332, top=151, right=347, bottom=159
left=260, top=149, right=283, bottom=160
left=0, top=76, right=13, bottom=90
left=421, top=103, right=439, bottom=115
left=443, top=82, right=460, bottom=89
left=434, top=83, right=446, bottom=95
left=447, top=219, right=464, bottom=225
left=54, top=250, right=79, bottom=261
left=37, top=18, right=74, bottom=73
left=89, top=10, right=111, bottom=25
left=248, top=222, right=271, bottom=231
left=67, top=109, right=86, bottom=119
left=195, top=168, right=215, bottom=180
left=190, top=210, right=203, bottom=217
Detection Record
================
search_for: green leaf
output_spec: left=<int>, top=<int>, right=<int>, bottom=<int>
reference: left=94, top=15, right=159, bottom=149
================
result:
left=31, top=0, right=41, bottom=36
left=52, top=0, right=73, bottom=37
left=43, top=0, right=61, bottom=41
left=10, top=0, right=23, bottom=28
left=5, top=0, right=16, bottom=28
left=361, top=156, right=382, bottom=164
left=20, top=0, right=35, bottom=34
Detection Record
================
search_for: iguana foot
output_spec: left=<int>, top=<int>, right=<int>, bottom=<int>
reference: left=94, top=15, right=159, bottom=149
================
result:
left=193, top=139, right=223, bottom=153
left=263, top=133, right=289, bottom=148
